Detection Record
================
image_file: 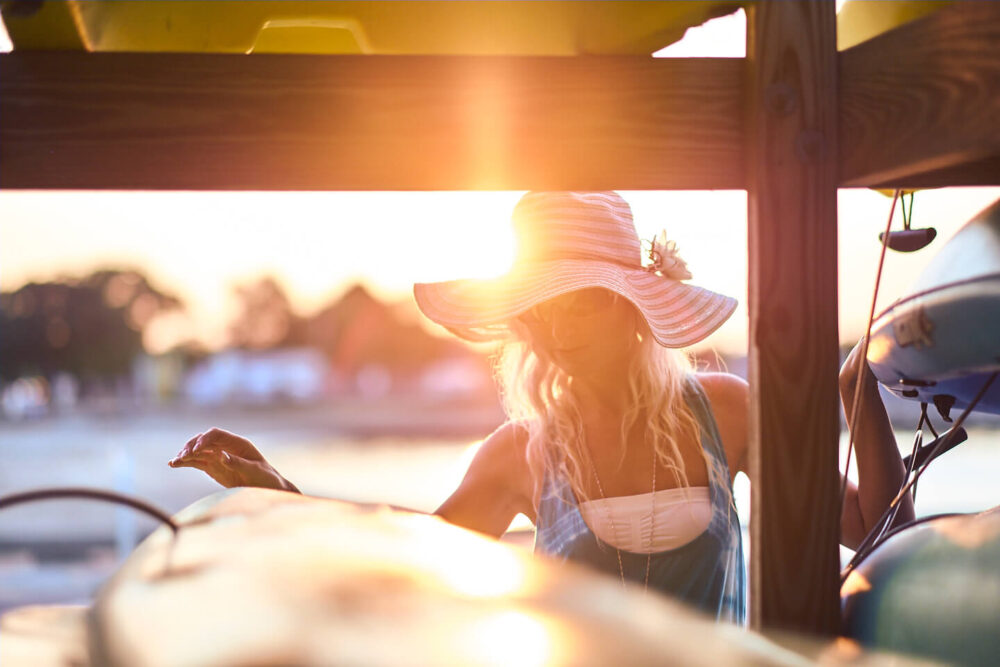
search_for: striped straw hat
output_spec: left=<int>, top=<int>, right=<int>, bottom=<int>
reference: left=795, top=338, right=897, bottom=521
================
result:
left=413, top=191, right=736, bottom=348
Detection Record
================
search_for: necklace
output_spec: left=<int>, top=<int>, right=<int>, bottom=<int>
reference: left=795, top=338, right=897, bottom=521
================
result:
left=584, top=437, right=656, bottom=593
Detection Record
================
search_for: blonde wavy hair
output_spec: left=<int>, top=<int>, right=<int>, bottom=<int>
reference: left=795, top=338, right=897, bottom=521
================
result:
left=497, top=305, right=731, bottom=509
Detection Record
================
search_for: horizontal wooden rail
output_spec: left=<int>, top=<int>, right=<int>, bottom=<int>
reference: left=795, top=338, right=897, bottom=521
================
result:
left=1, top=0, right=997, bottom=192
left=0, top=54, right=744, bottom=191
left=839, top=1, right=1000, bottom=188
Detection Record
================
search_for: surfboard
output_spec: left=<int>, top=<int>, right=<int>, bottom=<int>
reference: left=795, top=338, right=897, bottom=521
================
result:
left=867, top=198, right=1000, bottom=416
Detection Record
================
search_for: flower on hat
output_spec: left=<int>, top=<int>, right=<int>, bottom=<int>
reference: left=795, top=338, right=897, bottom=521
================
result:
left=646, top=230, right=692, bottom=281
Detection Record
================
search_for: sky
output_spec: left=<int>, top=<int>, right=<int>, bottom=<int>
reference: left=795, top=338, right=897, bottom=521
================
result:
left=2, top=7, right=998, bottom=355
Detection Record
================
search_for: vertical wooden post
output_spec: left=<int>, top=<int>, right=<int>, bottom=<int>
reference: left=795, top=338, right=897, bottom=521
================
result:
left=746, top=1, right=841, bottom=634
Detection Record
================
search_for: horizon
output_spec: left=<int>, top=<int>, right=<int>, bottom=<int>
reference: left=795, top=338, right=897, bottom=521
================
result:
left=4, top=187, right=1000, bottom=357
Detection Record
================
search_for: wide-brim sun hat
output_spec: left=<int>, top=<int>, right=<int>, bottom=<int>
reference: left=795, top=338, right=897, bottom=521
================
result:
left=413, top=191, right=737, bottom=349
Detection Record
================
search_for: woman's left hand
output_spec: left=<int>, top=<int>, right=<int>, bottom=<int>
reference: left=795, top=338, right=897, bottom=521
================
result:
left=839, top=339, right=871, bottom=397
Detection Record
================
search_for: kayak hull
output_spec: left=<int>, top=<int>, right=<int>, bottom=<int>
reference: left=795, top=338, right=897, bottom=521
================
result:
left=841, top=508, right=1000, bottom=664
left=868, top=199, right=1000, bottom=416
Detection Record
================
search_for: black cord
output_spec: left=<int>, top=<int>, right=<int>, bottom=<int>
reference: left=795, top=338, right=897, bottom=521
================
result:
left=841, top=372, right=997, bottom=582
left=913, top=404, right=928, bottom=502
left=873, top=429, right=922, bottom=551
left=903, top=427, right=922, bottom=493
left=901, top=426, right=968, bottom=472
left=0, top=487, right=178, bottom=533
left=914, top=401, right=936, bottom=504
left=904, top=405, right=928, bottom=503
left=920, top=401, right=939, bottom=439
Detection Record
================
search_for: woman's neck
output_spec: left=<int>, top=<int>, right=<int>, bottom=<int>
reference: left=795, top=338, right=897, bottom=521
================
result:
left=569, top=373, right=631, bottom=416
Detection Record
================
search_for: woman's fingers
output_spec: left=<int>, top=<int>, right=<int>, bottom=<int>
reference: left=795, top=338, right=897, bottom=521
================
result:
left=199, top=428, right=264, bottom=461
left=170, top=449, right=243, bottom=487
left=191, top=428, right=227, bottom=454
left=170, top=428, right=259, bottom=466
left=170, top=431, right=218, bottom=464
left=169, top=449, right=219, bottom=470
left=171, top=433, right=203, bottom=463
left=839, top=339, right=872, bottom=389
left=168, top=429, right=285, bottom=490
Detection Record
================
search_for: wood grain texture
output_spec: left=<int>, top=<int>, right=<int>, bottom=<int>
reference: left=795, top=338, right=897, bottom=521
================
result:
left=746, top=1, right=842, bottom=635
left=839, top=1, right=1000, bottom=188
left=2, top=4, right=998, bottom=192
left=0, top=53, right=744, bottom=191
left=871, top=155, right=1000, bottom=190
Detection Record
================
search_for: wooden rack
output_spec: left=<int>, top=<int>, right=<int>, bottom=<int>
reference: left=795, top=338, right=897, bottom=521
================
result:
left=1, top=1, right=997, bottom=635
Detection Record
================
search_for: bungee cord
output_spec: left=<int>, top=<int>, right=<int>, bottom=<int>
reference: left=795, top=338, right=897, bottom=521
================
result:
left=841, top=371, right=997, bottom=583
left=0, top=486, right=178, bottom=533
left=0, top=486, right=178, bottom=532
left=839, top=190, right=901, bottom=522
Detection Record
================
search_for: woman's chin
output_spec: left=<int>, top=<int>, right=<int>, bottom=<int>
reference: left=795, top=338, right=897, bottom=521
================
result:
left=554, top=348, right=628, bottom=377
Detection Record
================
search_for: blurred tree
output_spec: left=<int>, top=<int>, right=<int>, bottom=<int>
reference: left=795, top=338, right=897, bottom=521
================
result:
left=0, top=269, right=183, bottom=381
left=305, top=283, right=470, bottom=375
left=227, top=276, right=306, bottom=350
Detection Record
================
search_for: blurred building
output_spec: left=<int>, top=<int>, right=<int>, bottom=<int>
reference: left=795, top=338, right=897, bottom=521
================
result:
left=183, top=348, right=328, bottom=406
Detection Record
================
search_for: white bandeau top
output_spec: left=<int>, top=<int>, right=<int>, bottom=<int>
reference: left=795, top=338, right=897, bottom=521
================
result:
left=578, top=486, right=712, bottom=554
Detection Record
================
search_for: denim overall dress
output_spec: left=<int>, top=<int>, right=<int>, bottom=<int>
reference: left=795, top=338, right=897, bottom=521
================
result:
left=534, top=377, right=746, bottom=624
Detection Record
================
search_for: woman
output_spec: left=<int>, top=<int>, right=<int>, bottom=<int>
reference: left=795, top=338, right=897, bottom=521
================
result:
left=170, top=191, right=911, bottom=623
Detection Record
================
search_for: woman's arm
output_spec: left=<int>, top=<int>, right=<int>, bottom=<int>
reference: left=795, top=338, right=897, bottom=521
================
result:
left=838, top=343, right=915, bottom=549
left=696, top=372, right=750, bottom=482
left=170, top=423, right=532, bottom=539
left=169, top=428, right=300, bottom=493
left=434, top=422, right=534, bottom=539
left=700, top=362, right=913, bottom=550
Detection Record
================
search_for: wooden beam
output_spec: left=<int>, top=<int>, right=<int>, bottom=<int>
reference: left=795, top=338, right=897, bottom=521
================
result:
left=870, top=155, right=1000, bottom=190
left=746, top=1, right=841, bottom=635
left=0, top=53, right=744, bottom=191
left=4, top=6, right=998, bottom=194
left=839, top=1, right=1000, bottom=188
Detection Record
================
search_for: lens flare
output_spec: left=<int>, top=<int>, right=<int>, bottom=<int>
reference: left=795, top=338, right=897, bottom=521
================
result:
left=407, top=519, right=529, bottom=598
left=459, top=611, right=554, bottom=667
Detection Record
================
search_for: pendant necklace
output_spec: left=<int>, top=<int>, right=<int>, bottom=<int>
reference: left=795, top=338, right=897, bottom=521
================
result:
left=585, top=437, right=656, bottom=593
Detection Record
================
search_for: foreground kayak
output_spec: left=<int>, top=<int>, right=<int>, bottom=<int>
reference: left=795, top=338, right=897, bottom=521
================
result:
left=868, top=198, right=1000, bottom=415
left=841, top=507, right=1000, bottom=664
left=85, top=488, right=800, bottom=666
left=1, top=488, right=898, bottom=666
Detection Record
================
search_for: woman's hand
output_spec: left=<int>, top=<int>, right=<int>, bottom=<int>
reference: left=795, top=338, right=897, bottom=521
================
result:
left=839, top=339, right=870, bottom=398
left=168, top=428, right=299, bottom=493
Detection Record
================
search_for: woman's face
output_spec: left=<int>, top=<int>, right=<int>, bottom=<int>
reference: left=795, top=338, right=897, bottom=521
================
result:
left=518, top=288, right=639, bottom=376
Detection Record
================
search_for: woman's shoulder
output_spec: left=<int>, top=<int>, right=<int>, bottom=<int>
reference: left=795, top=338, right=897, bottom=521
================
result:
left=693, top=372, right=749, bottom=404
left=693, top=372, right=749, bottom=476
left=464, top=421, right=534, bottom=516
left=483, top=420, right=530, bottom=450
left=436, top=421, right=535, bottom=532
left=468, top=421, right=531, bottom=479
